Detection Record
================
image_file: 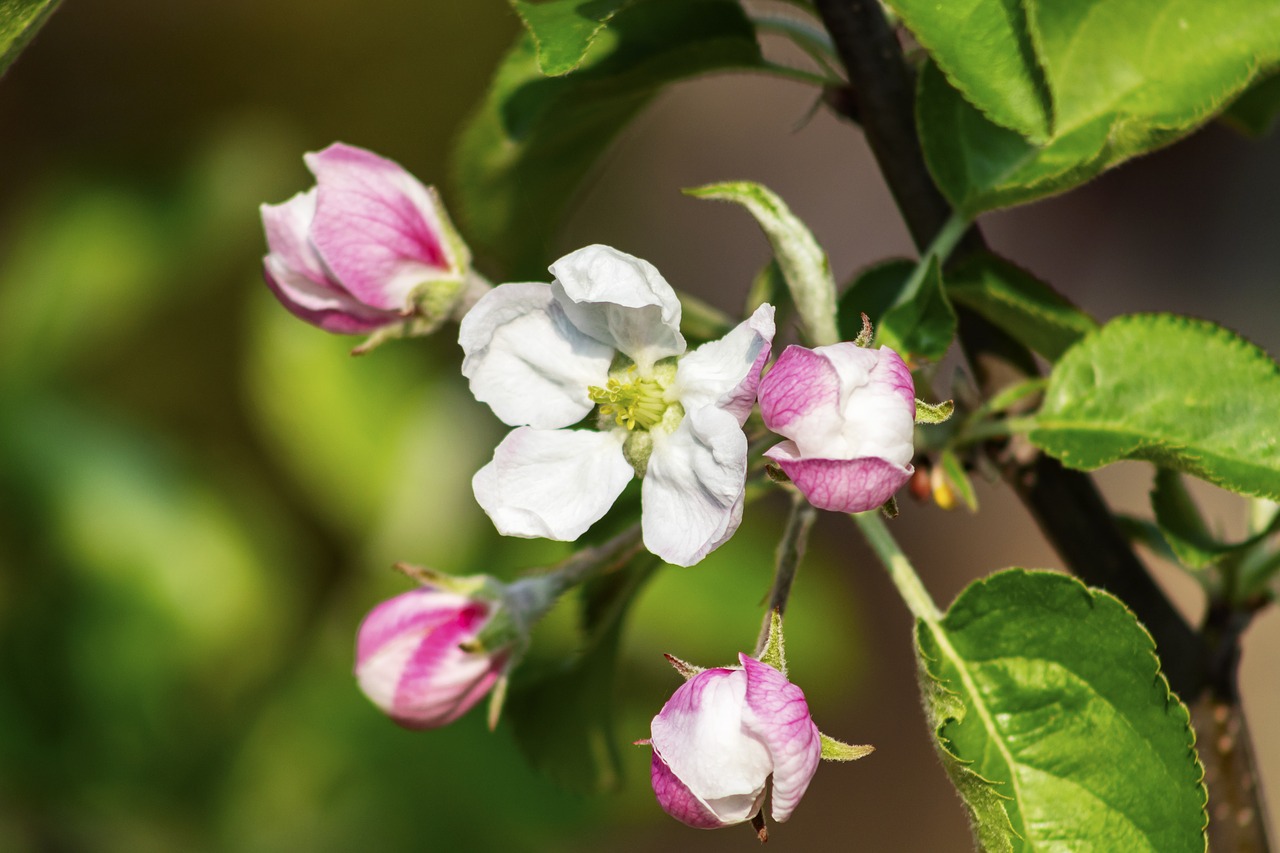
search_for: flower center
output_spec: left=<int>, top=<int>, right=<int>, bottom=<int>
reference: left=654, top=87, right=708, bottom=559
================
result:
left=588, top=371, right=667, bottom=430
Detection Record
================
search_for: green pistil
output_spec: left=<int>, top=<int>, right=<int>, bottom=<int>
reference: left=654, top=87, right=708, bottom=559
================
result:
left=588, top=374, right=667, bottom=430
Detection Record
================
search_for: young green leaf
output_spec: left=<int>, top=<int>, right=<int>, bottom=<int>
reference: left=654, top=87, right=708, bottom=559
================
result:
left=917, top=0, right=1280, bottom=215
left=685, top=181, right=839, bottom=347
left=883, top=0, right=1052, bottom=142
left=917, top=569, right=1206, bottom=853
left=837, top=258, right=913, bottom=341
left=451, top=0, right=767, bottom=278
left=878, top=256, right=956, bottom=362
left=1030, top=314, right=1280, bottom=501
left=946, top=252, right=1097, bottom=361
left=1151, top=467, right=1280, bottom=570
left=0, top=0, right=61, bottom=77
left=938, top=448, right=978, bottom=512
left=509, top=0, right=635, bottom=76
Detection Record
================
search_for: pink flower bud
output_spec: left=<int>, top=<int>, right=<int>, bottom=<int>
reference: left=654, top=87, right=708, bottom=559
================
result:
left=260, top=143, right=469, bottom=335
left=648, top=655, right=821, bottom=829
left=354, top=587, right=507, bottom=729
left=758, top=343, right=915, bottom=513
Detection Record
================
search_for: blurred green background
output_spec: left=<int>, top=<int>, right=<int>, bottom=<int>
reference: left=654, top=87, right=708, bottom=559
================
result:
left=1, top=2, right=1278, bottom=851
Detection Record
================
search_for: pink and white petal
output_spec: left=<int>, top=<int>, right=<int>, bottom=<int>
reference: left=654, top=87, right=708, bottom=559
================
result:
left=355, top=588, right=473, bottom=666
left=764, top=443, right=913, bottom=513
left=391, top=605, right=504, bottom=728
left=758, top=345, right=849, bottom=457
left=642, top=407, right=748, bottom=567
left=307, top=143, right=455, bottom=312
left=459, top=283, right=615, bottom=429
left=650, top=668, right=771, bottom=825
left=261, top=190, right=331, bottom=284
left=868, top=345, right=915, bottom=411
left=650, top=752, right=730, bottom=829
left=472, top=427, right=633, bottom=541
left=548, top=245, right=685, bottom=369
left=674, top=303, right=775, bottom=425
left=739, top=655, right=821, bottom=823
left=264, top=257, right=401, bottom=334
left=838, top=378, right=917, bottom=466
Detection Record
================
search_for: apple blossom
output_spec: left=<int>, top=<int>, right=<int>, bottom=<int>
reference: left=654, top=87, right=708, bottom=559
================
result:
left=758, top=342, right=915, bottom=513
left=648, top=654, right=821, bottom=829
left=355, top=586, right=508, bottom=729
left=260, top=142, right=476, bottom=341
left=459, top=244, right=774, bottom=567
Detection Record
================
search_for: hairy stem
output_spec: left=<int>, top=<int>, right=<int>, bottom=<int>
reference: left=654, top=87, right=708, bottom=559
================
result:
left=756, top=493, right=819, bottom=652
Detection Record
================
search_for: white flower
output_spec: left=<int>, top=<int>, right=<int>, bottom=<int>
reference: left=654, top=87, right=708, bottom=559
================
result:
left=459, top=245, right=774, bottom=567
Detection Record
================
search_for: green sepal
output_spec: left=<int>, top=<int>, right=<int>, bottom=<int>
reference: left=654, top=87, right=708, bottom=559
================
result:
left=880, top=494, right=900, bottom=519
left=819, top=734, right=875, bottom=762
left=757, top=609, right=787, bottom=676
left=663, top=653, right=704, bottom=681
left=915, top=398, right=955, bottom=424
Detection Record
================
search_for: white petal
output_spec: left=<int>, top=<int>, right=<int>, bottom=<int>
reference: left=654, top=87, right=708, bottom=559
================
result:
left=548, top=245, right=685, bottom=369
left=472, top=427, right=633, bottom=541
left=673, top=303, right=775, bottom=424
left=460, top=282, right=615, bottom=429
left=642, top=407, right=747, bottom=566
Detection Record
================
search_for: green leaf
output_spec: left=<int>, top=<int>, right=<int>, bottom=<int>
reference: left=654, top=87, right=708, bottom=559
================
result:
left=946, top=252, right=1097, bottom=362
left=685, top=181, right=839, bottom=347
left=837, top=258, right=913, bottom=340
left=884, top=0, right=1052, bottom=141
left=0, top=0, right=61, bottom=77
left=1222, top=69, right=1280, bottom=136
left=916, top=0, right=1280, bottom=215
left=510, top=0, right=635, bottom=76
left=917, top=569, right=1206, bottom=853
left=452, top=0, right=766, bottom=279
left=878, top=256, right=956, bottom=362
left=1030, top=314, right=1280, bottom=501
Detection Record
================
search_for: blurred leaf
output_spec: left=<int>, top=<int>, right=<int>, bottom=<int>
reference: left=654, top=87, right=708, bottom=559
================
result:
left=878, top=257, right=956, bottom=362
left=837, top=258, right=913, bottom=340
left=938, top=448, right=978, bottom=512
left=0, top=187, right=172, bottom=388
left=685, top=181, right=839, bottom=346
left=0, top=0, right=61, bottom=76
left=917, top=0, right=1280, bottom=215
left=1222, top=69, right=1280, bottom=136
left=917, top=569, right=1206, bottom=852
left=244, top=306, right=492, bottom=562
left=452, top=0, right=766, bottom=278
left=508, top=558, right=658, bottom=794
left=1031, top=314, right=1280, bottom=500
left=885, top=0, right=1051, bottom=141
left=510, top=0, right=635, bottom=76
left=946, top=252, right=1097, bottom=361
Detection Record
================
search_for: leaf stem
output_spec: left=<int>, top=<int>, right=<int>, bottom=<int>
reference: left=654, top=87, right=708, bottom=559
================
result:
left=850, top=510, right=940, bottom=623
left=756, top=493, right=819, bottom=652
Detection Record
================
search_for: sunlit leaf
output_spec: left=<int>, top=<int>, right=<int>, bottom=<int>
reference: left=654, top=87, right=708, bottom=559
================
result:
left=918, top=569, right=1206, bottom=852
left=510, top=0, right=635, bottom=76
left=685, top=181, right=838, bottom=346
left=914, top=0, right=1280, bottom=215
left=1031, top=314, right=1280, bottom=500
left=0, top=0, right=61, bottom=76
